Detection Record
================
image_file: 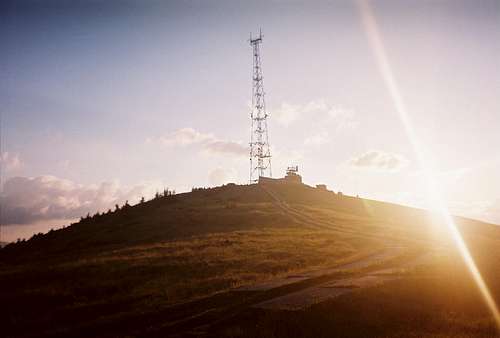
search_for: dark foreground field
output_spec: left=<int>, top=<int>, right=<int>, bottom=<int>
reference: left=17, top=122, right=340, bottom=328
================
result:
left=1, top=182, right=500, bottom=337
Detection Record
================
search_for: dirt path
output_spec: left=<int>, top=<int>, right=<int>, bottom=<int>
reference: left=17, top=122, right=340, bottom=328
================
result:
left=252, top=268, right=401, bottom=310
left=260, top=184, right=327, bottom=231
left=252, top=250, right=439, bottom=310
left=238, top=247, right=404, bottom=291
left=259, top=184, right=423, bottom=245
left=135, top=246, right=435, bottom=337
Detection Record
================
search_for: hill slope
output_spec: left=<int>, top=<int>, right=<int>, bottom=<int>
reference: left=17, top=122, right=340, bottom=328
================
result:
left=1, top=182, right=500, bottom=337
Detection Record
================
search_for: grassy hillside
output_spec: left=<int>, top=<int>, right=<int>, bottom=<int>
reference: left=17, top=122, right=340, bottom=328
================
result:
left=1, top=182, right=500, bottom=337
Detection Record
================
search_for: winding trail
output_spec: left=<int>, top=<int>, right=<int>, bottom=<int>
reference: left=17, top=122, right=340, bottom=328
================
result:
left=259, top=184, right=423, bottom=245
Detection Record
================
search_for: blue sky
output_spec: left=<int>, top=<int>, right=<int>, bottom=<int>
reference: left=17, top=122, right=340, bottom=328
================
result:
left=1, top=0, right=499, bottom=241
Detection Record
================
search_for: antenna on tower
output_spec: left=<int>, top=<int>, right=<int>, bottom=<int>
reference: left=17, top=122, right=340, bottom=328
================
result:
left=249, top=29, right=272, bottom=183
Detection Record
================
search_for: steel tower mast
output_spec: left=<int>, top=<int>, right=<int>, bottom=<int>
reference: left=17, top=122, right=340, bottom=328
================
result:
left=249, top=29, right=272, bottom=182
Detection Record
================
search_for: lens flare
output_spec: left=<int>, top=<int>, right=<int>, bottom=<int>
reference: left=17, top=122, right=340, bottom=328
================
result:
left=357, top=0, right=500, bottom=329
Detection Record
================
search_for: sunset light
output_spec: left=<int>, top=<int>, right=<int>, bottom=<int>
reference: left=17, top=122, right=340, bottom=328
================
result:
left=358, top=0, right=500, bottom=328
left=2, top=1, right=499, bottom=337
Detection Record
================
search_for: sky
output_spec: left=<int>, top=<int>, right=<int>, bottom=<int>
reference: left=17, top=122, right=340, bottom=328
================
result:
left=1, top=0, right=499, bottom=242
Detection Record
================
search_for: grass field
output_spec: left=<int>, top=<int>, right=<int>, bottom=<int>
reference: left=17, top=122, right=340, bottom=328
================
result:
left=221, top=257, right=500, bottom=338
left=1, top=182, right=500, bottom=337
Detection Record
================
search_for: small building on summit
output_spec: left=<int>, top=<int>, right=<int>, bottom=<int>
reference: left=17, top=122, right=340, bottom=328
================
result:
left=284, top=166, right=302, bottom=184
left=316, top=184, right=327, bottom=190
left=259, top=165, right=302, bottom=185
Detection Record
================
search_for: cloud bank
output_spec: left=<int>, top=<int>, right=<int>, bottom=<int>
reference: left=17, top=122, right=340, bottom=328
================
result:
left=349, top=150, right=408, bottom=172
left=0, top=175, right=158, bottom=226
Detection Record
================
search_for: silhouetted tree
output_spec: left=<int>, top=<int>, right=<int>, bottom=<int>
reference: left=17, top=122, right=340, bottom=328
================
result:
left=140, top=196, right=145, bottom=204
left=115, top=204, right=120, bottom=212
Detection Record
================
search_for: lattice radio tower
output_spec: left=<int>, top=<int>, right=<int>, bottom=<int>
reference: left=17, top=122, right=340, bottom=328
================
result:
left=249, top=29, right=272, bottom=182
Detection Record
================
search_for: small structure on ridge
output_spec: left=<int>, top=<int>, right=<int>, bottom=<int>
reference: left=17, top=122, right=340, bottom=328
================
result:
left=259, top=166, right=302, bottom=185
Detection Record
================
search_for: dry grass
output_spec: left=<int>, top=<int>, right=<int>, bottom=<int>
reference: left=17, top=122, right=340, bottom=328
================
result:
left=0, top=224, right=376, bottom=337
left=1, top=183, right=500, bottom=337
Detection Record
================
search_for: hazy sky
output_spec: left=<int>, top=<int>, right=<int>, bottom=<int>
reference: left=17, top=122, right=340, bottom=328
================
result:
left=1, top=0, right=499, bottom=241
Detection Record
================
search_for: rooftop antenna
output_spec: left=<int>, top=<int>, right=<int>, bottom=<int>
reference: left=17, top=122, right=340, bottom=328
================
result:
left=249, top=29, right=272, bottom=182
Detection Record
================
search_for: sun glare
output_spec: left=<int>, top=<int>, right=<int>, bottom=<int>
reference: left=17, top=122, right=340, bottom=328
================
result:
left=357, top=0, right=500, bottom=329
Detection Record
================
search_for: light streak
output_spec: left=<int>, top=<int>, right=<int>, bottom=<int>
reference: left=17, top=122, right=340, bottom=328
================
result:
left=357, top=0, right=500, bottom=329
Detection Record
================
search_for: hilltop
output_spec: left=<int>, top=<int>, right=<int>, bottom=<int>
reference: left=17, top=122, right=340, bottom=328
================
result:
left=0, top=182, right=417, bottom=260
left=1, top=181, right=500, bottom=337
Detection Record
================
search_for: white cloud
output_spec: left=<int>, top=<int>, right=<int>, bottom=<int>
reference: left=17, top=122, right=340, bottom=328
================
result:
left=0, top=175, right=162, bottom=226
left=327, top=105, right=358, bottom=131
left=203, top=141, right=247, bottom=156
left=153, top=128, right=247, bottom=157
left=348, top=150, right=408, bottom=172
left=158, top=128, right=214, bottom=146
left=270, top=99, right=357, bottom=130
left=303, top=99, right=328, bottom=113
left=1, top=152, right=22, bottom=173
left=271, top=102, right=301, bottom=126
left=304, top=131, right=330, bottom=146
left=271, top=100, right=330, bottom=126
left=208, top=167, right=237, bottom=186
